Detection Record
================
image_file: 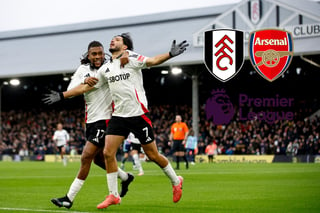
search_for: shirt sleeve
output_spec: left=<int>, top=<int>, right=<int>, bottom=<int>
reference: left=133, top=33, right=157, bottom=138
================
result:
left=194, top=137, right=198, bottom=149
left=94, top=64, right=108, bottom=89
left=170, top=124, right=175, bottom=134
left=127, top=51, right=148, bottom=69
left=67, top=66, right=84, bottom=90
left=184, top=123, right=189, bottom=133
left=64, top=130, right=70, bottom=141
left=52, top=132, right=57, bottom=141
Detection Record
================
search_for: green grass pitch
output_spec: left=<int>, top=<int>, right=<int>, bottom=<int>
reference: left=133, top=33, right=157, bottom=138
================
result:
left=0, top=161, right=320, bottom=213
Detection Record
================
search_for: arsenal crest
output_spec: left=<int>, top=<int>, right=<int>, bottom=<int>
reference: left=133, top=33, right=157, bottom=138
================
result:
left=204, top=29, right=244, bottom=82
left=249, top=29, right=294, bottom=81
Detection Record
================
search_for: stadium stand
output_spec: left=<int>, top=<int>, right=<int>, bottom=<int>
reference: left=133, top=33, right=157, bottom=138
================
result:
left=1, top=102, right=319, bottom=162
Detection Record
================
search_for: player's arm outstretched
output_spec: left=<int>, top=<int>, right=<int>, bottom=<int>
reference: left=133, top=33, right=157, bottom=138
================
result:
left=146, top=40, right=189, bottom=67
left=42, top=52, right=129, bottom=105
left=42, top=81, right=96, bottom=105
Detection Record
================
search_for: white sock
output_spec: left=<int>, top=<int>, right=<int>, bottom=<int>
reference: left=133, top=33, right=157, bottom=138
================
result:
left=132, top=154, right=143, bottom=173
left=63, top=157, right=67, bottom=166
left=162, top=163, right=180, bottom=186
left=107, top=172, right=119, bottom=197
left=67, top=178, right=84, bottom=202
left=117, top=167, right=128, bottom=181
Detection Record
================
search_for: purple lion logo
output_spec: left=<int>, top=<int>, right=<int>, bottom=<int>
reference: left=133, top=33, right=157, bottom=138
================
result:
left=205, top=89, right=235, bottom=125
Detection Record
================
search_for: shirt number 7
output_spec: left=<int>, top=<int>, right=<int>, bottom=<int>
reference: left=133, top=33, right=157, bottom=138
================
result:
left=143, top=127, right=149, bottom=138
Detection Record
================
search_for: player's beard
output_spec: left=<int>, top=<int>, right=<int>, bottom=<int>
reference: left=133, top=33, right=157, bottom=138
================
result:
left=90, top=58, right=104, bottom=69
left=90, top=62, right=100, bottom=69
left=109, top=46, right=121, bottom=53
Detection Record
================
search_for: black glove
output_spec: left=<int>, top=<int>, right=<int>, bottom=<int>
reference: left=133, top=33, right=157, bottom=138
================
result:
left=169, top=40, right=189, bottom=57
left=42, top=90, right=64, bottom=105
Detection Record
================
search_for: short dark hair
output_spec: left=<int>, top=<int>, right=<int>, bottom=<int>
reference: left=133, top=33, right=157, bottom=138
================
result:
left=119, top=33, right=133, bottom=51
left=87, top=40, right=103, bottom=51
left=81, top=41, right=104, bottom=65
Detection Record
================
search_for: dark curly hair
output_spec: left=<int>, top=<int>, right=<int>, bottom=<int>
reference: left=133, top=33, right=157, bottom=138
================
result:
left=119, top=33, right=133, bottom=51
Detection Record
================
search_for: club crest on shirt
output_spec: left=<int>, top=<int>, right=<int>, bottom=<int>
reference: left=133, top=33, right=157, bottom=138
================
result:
left=248, top=29, right=294, bottom=82
left=204, top=29, right=244, bottom=82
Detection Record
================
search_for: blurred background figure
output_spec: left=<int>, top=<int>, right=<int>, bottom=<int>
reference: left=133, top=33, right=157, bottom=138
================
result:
left=205, top=141, right=217, bottom=163
left=185, top=129, right=197, bottom=165
left=128, top=133, right=145, bottom=176
left=121, top=133, right=145, bottom=176
left=53, top=122, right=70, bottom=166
left=169, top=115, right=189, bottom=170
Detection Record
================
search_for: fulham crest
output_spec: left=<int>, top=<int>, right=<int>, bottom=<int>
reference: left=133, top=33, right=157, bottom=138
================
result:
left=204, top=29, right=244, bottom=82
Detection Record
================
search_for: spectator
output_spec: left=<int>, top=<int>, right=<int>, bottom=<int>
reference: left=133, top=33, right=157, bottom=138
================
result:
left=286, top=141, right=293, bottom=156
left=18, top=142, right=29, bottom=159
left=205, top=141, right=217, bottom=163
left=0, top=101, right=319, bottom=162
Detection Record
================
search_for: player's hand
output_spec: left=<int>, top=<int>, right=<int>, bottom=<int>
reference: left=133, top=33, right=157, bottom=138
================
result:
left=84, top=77, right=99, bottom=87
left=42, top=90, right=64, bottom=105
left=120, top=51, right=129, bottom=68
left=169, top=40, right=189, bottom=57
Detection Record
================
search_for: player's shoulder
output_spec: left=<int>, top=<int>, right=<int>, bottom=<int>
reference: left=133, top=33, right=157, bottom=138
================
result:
left=79, top=64, right=91, bottom=69
left=75, top=64, right=91, bottom=73
left=128, top=50, right=145, bottom=60
left=70, top=64, right=92, bottom=82
left=126, top=50, right=148, bottom=69
left=127, top=50, right=139, bottom=58
left=98, top=62, right=111, bottom=73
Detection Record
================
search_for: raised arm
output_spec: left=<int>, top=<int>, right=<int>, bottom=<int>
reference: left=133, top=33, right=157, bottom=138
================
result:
left=146, top=40, right=189, bottom=67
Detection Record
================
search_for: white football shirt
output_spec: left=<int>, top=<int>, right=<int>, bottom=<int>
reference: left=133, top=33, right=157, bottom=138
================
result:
left=96, top=51, right=149, bottom=117
left=68, top=64, right=112, bottom=123
left=53, top=129, right=70, bottom=147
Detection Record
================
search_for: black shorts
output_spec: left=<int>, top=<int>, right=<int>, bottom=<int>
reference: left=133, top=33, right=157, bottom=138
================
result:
left=172, top=140, right=185, bottom=152
left=107, top=113, right=154, bottom=145
left=131, top=143, right=142, bottom=153
left=86, top=120, right=108, bottom=147
left=57, top=145, right=66, bottom=153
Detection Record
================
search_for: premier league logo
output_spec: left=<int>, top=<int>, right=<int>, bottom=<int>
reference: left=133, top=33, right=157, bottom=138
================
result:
left=249, top=29, right=294, bottom=81
left=204, top=29, right=244, bottom=82
left=205, top=89, right=235, bottom=125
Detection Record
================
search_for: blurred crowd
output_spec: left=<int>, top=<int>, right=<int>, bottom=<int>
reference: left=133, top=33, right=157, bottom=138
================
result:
left=0, top=109, right=86, bottom=158
left=151, top=104, right=320, bottom=157
left=1, top=103, right=319, bottom=160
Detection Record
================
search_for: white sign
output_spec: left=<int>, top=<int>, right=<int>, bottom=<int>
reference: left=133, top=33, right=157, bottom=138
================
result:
left=285, top=23, right=320, bottom=38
